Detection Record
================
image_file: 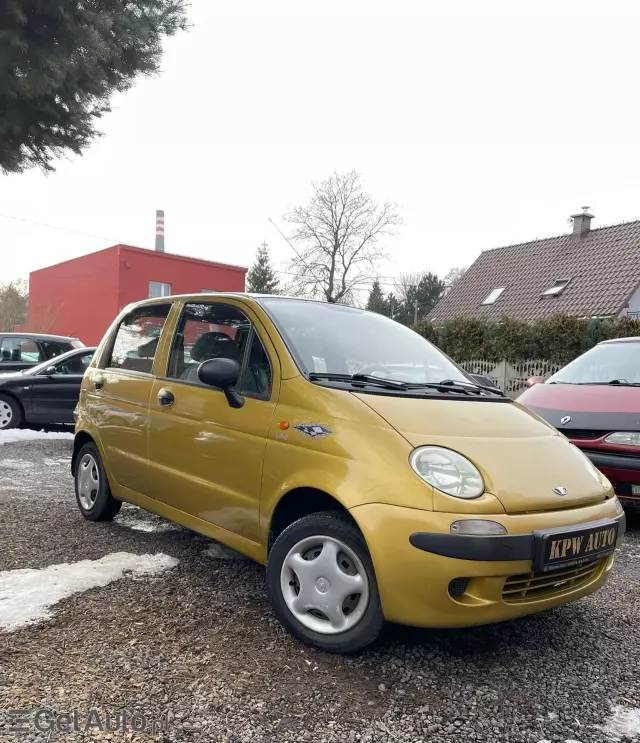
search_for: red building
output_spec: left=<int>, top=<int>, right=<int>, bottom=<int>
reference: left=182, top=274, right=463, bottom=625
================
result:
left=18, top=244, right=247, bottom=345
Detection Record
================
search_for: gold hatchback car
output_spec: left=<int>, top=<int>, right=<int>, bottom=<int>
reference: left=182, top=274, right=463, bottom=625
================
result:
left=73, top=294, right=625, bottom=652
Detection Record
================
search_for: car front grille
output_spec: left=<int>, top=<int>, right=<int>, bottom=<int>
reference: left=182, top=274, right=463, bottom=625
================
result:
left=562, top=429, right=611, bottom=440
left=502, top=560, right=604, bottom=604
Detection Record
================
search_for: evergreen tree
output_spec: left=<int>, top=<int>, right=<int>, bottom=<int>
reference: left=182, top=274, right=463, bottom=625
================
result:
left=246, top=242, right=279, bottom=294
left=365, top=280, right=389, bottom=315
left=1, top=0, right=188, bottom=173
left=394, top=271, right=446, bottom=326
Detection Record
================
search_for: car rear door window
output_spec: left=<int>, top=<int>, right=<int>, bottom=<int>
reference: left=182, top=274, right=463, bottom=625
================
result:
left=105, top=304, right=172, bottom=374
left=0, top=337, right=43, bottom=364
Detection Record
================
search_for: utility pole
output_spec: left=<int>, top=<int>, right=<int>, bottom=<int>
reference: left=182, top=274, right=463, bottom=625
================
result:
left=413, top=299, right=418, bottom=325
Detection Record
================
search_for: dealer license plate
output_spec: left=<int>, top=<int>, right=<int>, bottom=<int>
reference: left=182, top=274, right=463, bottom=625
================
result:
left=532, top=519, right=619, bottom=573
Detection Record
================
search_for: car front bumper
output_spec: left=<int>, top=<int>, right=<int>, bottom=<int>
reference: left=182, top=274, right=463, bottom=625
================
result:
left=349, top=500, right=624, bottom=628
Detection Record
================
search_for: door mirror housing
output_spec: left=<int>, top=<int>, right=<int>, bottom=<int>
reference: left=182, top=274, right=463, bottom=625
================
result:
left=197, top=358, right=244, bottom=408
left=42, top=365, right=57, bottom=376
left=524, top=375, right=544, bottom=388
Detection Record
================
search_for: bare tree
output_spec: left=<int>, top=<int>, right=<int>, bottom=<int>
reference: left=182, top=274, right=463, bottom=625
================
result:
left=0, top=280, right=28, bottom=332
left=283, top=171, right=402, bottom=303
left=444, top=266, right=467, bottom=291
left=32, top=300, right=61, bottom=333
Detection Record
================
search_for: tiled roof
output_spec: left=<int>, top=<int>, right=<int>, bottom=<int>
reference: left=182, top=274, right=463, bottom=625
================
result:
left=428, top=219, right=640, bottom=322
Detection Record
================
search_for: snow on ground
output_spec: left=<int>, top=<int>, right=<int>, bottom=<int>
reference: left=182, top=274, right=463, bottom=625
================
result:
left=0, top=429, right=74, bottom=445
left=598, top=705, right=640, bottom=741
left=0, top=552, right=179, bottom=631
left=114, top=504, right=183, bottom=532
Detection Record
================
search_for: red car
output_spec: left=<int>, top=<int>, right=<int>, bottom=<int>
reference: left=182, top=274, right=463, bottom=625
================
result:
left=519, top=337, right=640, bottom=511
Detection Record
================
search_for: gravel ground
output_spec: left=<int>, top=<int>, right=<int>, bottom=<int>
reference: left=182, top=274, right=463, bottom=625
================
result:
left=0, top=436, right=639, bottom=743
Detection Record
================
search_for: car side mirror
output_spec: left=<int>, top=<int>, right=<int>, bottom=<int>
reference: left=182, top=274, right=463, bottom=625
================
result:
left=197, top=358, right=244, bottom=408
left=42, top=365, right=57, bottom=376
left=525, top=376, right=544, bottom=388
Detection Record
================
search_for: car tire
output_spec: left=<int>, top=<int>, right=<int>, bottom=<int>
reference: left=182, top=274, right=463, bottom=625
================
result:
left=74, top=442, right=122, bottom=521
left=0, top=393, right=22, bottom=430
left=266, top=511, right=384, bottom=653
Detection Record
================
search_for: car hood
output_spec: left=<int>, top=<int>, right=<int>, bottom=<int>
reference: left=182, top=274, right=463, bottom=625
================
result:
left=352, top=393, right=609, bottom=513
left=518, top=382, right=640, bottom=432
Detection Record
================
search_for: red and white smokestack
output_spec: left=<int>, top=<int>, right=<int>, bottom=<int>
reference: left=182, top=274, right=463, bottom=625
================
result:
left=155, top=209, right=165, bottom=252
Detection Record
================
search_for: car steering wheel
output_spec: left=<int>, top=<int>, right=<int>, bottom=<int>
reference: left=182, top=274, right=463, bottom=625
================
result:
left=357, top=365, right=395, bottom=378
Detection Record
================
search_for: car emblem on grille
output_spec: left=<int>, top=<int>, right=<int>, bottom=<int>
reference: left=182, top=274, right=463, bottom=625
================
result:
left=552, top=487, right=568, bottom=496
left=560, top=415, right=571, bottom=425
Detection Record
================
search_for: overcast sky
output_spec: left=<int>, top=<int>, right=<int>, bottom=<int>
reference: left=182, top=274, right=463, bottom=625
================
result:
left=2, top=0, right=640, bottom=296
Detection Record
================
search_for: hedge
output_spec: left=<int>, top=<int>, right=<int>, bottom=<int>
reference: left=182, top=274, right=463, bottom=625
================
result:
left=413, top=314, right=640, bottom=365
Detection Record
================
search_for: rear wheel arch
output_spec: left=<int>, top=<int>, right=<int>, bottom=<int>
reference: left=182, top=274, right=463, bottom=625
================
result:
left=267, top=487, right=357, bottom=553
left=72, top=430, right=96, bottom=475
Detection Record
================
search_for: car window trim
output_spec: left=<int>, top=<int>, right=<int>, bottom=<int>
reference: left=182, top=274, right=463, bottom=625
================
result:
left=239, top=327, right=272, bottom=401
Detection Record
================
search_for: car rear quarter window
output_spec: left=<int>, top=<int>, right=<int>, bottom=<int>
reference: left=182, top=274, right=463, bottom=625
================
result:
left=105, top=304, right=172, bottom=374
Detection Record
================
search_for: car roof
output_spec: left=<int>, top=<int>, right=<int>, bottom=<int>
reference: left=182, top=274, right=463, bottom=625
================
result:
left=1, top=332, right=81, bottom=342
left=599, top=336, right=640, bottom=345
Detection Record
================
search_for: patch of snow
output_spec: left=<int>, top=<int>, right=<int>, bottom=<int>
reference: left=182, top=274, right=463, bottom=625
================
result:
left=0, top=459, right=29, bottom=468
left=202, top=543, right=247, bottom=560
left=599, top=705, right=640, bottom=741
left=0, top=552, right=179, bottom=631
left=0, top=429, right=74, bottom=445
left=114, top=505, right=182, bottom=533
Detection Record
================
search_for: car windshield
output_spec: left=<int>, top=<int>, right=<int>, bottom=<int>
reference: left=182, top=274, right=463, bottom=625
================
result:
left=547, top=342, right=640, bottom=384
left=259, top=298, right=469, bottom=385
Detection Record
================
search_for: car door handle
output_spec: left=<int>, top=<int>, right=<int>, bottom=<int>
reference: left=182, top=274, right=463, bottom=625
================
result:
left=157, top=388, right=175, bottom=407
left=94, top=376, right=104, bottom=391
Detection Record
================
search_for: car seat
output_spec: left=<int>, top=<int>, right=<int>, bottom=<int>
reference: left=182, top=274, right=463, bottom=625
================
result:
left=180, top=331, right=241, bottom=382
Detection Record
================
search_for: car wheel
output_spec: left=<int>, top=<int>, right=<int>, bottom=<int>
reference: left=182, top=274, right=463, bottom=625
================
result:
left=266, top=511, right=384, bottom=653
left=0, top=394, right=22, bottom=430
left=74, top=442, right=122, bottom=521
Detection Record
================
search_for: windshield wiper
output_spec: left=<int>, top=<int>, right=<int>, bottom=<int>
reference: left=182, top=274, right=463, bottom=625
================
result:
left=425, top=379, right=505, bottom=397
left=308, top=373, right=506, bottom=396
left=308, top=372, right=409, bottom=390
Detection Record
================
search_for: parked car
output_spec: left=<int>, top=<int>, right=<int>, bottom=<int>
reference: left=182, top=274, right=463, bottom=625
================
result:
left=0, top=347, right=96, bottom=430
left=519, top=337, right=640, bottom=512
left=0, top=333, right=85, bottom=373
left=73, top=296, right=624, bottom=652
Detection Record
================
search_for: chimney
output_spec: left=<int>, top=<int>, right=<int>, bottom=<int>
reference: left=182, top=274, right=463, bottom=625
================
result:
left=155, top=209, right=165, bottom=252
left=571, top=206, right=594, bottom=237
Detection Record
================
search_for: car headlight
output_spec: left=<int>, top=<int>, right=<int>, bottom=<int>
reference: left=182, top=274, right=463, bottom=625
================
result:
left=409, top=446, right=484, bottom=499
left=604, top=432, right=640, bottom=446
left=613, top=496, right=624, bottom=517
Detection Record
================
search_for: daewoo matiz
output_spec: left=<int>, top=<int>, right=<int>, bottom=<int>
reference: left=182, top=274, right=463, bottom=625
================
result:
left=73, top=295, right=625, bottom=652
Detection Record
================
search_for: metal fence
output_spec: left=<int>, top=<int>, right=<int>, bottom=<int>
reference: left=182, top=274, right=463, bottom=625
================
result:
left=459, top=359, right=562, bottom=398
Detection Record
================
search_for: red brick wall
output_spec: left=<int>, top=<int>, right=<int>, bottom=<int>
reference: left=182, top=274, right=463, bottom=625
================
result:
left=117, top=247, right=246, bottom=315
left=24, top=247, right=120, bottom=345
left=20, top=245, right=247, bottom=346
